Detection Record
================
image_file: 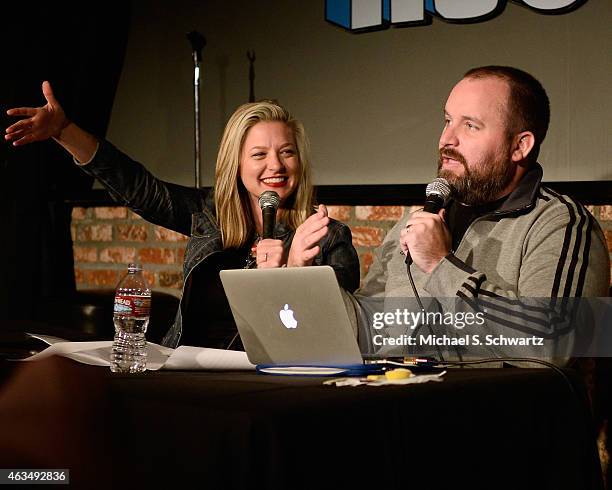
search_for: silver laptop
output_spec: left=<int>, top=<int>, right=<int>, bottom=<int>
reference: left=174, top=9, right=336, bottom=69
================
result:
left=219, top=266, right=363, bottom=366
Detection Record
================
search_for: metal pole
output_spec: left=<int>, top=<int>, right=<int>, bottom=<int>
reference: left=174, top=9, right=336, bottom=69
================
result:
left=247, top=50, right=256, bottom=102
left=193, top=52, right=201, bottom=188
left=187, top=31, right=206, bottom=188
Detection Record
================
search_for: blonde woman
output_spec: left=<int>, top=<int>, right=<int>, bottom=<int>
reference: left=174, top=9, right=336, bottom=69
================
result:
left=6, top=82, right=360, bottom=348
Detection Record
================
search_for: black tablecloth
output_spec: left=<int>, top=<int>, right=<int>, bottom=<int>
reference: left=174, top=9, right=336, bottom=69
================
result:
left=0, top=357, right=603, bottom=490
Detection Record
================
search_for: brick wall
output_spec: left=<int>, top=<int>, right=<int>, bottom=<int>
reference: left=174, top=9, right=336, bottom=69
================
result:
left=72, top=207, right=187, bottom=296
left=72, top=205, right=612, bottom=295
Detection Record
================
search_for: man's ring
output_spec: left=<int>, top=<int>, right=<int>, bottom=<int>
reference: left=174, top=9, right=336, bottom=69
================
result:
left=263, top=252, right=268, bottom=262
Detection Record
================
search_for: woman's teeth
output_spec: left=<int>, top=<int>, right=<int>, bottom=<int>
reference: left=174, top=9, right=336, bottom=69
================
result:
left=262, top=177, right=286, bottom=184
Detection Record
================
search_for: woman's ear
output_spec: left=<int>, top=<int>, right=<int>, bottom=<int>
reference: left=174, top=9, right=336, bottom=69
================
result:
left=511, top=131, right=535, bottom=163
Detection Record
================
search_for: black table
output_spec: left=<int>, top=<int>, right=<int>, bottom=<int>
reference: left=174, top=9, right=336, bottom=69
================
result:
left=0, top=356, right=603, bottom=490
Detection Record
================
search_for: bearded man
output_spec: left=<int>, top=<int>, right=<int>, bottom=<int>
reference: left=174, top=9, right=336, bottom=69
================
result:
left=349, top=66, right=609, bottom=362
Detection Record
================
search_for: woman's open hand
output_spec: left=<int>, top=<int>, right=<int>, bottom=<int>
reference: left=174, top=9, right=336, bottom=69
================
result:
left=5, top=81, right=68, bottom=146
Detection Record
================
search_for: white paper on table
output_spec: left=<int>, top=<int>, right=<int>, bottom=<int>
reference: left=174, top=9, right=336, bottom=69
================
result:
left=323, top=371, right=447, bottom=387
left=22, top=334, right=254, bottom=371
left=161, top=345, right=255, bottom=371
left=22, top=337, right=173, bottom=370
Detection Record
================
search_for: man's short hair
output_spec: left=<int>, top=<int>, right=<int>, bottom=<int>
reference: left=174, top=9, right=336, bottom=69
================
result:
left=463, top=66, right=550, bottom=161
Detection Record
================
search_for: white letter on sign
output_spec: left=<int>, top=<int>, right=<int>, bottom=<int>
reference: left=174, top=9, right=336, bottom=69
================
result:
left=429, top=0, right=504, bottom=20
left=512, top=0, right=583, bottom=12
left=388, top=0, right=425, bottom=23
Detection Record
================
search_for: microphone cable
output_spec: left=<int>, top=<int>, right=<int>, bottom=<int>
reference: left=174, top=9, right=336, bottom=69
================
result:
left=403, top=178, right=453, bottom=363
left=225, top=194, right=278, bottom=350
left=226, top=332, right=239, bottom=350
left=436, top=357, right=594, bottom=443
left=386, top=354, right=594, bottom=451
left=406, top=260, right=446, bottom=363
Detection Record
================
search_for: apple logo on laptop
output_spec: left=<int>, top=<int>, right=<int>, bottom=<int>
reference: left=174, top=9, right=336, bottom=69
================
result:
left=279, top=304, right=298, bottom=329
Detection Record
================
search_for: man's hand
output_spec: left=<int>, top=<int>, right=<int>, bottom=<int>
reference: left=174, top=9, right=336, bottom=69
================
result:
left=400, top=208, right=451, bottom=273
left=5, top=81, right=69, bottom=146
left=287, top=204, right=330, bottom=267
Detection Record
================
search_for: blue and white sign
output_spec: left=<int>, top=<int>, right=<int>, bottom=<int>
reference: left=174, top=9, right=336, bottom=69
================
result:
left=326, top=0, right=587, bottom=32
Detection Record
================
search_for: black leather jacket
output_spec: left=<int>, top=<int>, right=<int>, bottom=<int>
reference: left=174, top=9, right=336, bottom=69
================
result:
left=81, top=141, right=360, bottom=347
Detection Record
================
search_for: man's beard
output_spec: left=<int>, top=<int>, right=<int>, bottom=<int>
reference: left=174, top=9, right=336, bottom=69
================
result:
left=437, top=147, right=515, bottom=206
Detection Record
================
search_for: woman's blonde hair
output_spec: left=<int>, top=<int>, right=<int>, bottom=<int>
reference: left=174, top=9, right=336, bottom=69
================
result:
left=214, top=100, right=314, bottom=249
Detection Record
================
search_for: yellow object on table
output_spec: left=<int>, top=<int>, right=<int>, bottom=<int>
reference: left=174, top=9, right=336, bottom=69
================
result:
left=385, top=368, right=413, bottom=380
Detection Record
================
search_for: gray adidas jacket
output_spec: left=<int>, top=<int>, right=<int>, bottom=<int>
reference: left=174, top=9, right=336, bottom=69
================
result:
left=344, top=163, right=610, bottom=363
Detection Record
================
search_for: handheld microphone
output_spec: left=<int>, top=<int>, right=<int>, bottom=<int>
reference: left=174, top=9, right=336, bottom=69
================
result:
left=423, top=178, right=452, bottom=214
left=258, top=191, right=280, bottom=239
left=405, top=178, right=452, bottom=265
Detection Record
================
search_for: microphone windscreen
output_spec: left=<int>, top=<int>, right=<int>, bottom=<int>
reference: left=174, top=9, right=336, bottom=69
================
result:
left=258, top=191, right=280, bottom=211
left=259, top=191, right=280, bottom=239
left=425, top=178, right=452, bottom=203
left=423, top=178, right=452, bottom=214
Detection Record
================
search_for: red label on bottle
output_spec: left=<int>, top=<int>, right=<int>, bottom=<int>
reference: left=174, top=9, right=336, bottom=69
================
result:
left=114, top=294, right=151, bottom=317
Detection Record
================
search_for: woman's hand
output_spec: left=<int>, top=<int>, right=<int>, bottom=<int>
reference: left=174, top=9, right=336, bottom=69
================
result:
left=5, top=81, right=69, bottom=146
left=287, top=204, right=330, bottom=267
left=256, top=239, right=286, bottom=269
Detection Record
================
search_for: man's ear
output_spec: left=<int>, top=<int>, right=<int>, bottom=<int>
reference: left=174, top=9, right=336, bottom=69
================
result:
left=511, top=131, right=535, bottom=163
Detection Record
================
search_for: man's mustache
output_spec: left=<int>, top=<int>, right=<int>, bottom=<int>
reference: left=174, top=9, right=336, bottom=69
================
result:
left=439, top=148, right=467, bottom=167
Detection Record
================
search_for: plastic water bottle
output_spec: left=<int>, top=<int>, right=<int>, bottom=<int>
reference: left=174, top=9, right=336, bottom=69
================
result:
left=110, top=263, right=151, bottom=373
